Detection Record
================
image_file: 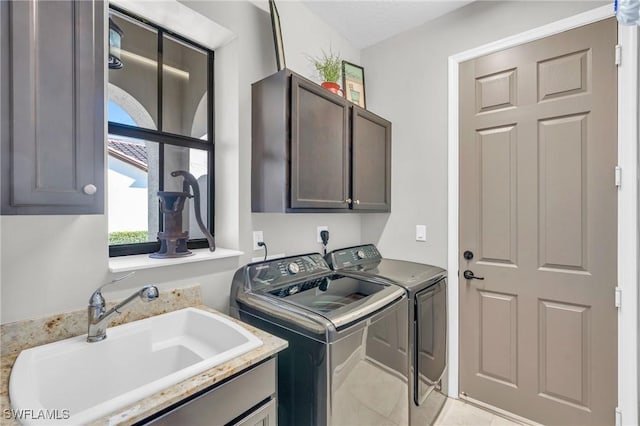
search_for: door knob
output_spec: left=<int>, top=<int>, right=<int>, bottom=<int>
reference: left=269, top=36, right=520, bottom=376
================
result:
left=345, top=198, right=352, bottom=204
left=355, top=200, right=360, bottom=205
left=463, top=270, right=484, bottom=280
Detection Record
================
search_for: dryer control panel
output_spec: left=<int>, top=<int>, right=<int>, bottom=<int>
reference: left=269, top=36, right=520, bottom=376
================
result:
left=326, top=244, right=382, bottom=269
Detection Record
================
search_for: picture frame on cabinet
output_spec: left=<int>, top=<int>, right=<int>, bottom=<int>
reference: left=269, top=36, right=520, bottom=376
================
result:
left=342, top=61, right=366, bottom=108
left=269, top=0, right=286, bottom=71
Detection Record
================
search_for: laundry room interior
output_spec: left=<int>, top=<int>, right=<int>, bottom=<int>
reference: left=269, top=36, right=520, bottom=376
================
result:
left=0, top=0, right=638, bottom=425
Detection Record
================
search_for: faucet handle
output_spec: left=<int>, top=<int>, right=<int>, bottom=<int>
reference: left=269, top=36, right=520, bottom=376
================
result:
left=99, top=271, right=136, bottom=291
left=89, top=272, right=136, bottom=305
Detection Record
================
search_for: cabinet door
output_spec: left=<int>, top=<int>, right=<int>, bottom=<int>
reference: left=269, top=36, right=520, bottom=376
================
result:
left=1, top=0, right=104, bottom=215
left=352, top=107, right=391, bottom=211
left=146, top=358, right=276, bottom=425
left=234, top=398, right=277, bottom=426
left=290, top=75, right=350, bottom=209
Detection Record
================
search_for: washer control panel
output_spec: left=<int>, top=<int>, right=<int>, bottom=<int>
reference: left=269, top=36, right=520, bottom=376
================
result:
left=268, top=276, right=330, bottom=298
left=248, top=253, right=330, bottom=289
left=327, top=244, right=381, bottom=269
left=287, top=262, right=300, bottom=274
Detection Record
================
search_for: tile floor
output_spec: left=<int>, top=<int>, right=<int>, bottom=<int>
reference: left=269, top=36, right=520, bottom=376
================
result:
left=331, top=357, right=522, bottom=426
left=333, top=359, right=409, bottom=425
left=434, top=398, right=522, bottom=426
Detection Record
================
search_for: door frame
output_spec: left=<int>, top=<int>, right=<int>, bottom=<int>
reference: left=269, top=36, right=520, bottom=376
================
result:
left=447, top=5, right=639, bottom=424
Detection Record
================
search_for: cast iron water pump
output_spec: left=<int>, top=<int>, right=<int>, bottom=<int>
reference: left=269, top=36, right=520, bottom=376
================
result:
left=150, top=170, right=215, bottom=259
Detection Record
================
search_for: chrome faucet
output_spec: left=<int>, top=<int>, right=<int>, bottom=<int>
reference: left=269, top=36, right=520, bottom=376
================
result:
left=87, top=273, right=160, bottom=343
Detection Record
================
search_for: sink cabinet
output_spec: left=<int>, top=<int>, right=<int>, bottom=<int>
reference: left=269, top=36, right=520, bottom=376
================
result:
left=0, top=0, right=105, bottom=215
left=251, top=69, right=391, bottom=213
left=144, top=357, right=277, bottom=425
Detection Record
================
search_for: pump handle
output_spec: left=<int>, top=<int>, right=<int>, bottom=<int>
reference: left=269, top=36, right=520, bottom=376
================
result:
left=171, top=170, right=216, bottom=251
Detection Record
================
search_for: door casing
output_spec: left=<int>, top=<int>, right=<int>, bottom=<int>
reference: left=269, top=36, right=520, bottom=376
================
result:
left=447, top=5, right=639, bottom=424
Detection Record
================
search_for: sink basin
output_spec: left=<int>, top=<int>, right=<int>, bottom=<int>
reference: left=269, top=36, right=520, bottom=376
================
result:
left=9, top=307, right=262, bottom=425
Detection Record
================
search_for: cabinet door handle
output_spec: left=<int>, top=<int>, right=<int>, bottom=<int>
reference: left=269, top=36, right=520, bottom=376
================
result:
left=355, top=200, right=360, bottom=205
left=345, top=198, right=352, bottom=204
left=83, top=184, right=97, bottom=195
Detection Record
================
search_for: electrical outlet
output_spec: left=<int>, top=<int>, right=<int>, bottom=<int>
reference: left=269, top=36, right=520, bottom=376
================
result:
left=317, top=226, right=329, bottom=243
left=416, top=225, right=427, bottom=242
left=253, top=231, right=264, bottom=250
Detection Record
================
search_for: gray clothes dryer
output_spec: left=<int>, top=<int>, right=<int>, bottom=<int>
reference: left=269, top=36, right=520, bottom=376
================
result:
left=326, top=244, right=448, bottom=425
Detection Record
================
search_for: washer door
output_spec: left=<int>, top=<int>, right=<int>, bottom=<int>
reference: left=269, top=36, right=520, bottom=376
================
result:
left=415, top=278, right=447, bottom=404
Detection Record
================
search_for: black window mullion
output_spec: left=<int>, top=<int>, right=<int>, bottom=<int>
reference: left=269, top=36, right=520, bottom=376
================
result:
left=110, top=242, right=161, bottom=257
left=157, top=29, right=164, bottom=133
left=108, top=123, right=213, bottom=150
left=157, top=29, right=164, bottom=231
left=207, top=51, right=215, bottom=235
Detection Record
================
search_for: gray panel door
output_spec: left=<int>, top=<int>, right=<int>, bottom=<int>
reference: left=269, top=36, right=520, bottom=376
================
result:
left=1, top=0, right=104, bottom=215
left=290, top=75, right=350, bottom=209
left=459, top=19, right=617, bottom=426
left=352, top=107, right=391, bottom=211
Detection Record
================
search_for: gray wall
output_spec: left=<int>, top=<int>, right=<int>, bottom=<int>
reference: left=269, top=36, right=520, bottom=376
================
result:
left=360, top=1, right=607, bottom=267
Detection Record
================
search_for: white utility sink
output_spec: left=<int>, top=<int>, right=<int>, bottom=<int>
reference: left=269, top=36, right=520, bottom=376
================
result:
left=9, top=307, right=262, bottom=425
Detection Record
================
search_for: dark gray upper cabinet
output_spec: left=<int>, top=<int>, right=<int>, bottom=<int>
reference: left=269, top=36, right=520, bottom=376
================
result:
left=1, top=0, right=105, bottom=215
left=352, top=107, right=391, bottom=211
left=290, top=75, right=350, bottom=209
left=252, top=69, right=391, bottom=213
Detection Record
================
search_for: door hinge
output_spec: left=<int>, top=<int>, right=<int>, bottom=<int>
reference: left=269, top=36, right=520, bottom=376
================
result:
left=615, top=44, right=622, bottom=66
left=615, top=406, right=622, bottom=426
left=615, top=166, right=622, bottom=188
left=615, top=287, right=622, bottom=308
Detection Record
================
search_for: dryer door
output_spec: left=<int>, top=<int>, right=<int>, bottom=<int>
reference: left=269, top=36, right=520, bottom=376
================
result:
left=415, top=278, right=447, bottom=404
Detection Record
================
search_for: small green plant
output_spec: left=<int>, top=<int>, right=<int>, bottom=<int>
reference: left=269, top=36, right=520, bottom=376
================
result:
left=308, top=49, right=341, bottom=83
left=109, top=230, right=149, bottom=245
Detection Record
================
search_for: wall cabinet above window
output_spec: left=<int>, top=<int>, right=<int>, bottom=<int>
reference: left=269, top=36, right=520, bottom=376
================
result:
left=1, top=0, right=105, bottom=215
left=251, top=69, right=391, bottom=213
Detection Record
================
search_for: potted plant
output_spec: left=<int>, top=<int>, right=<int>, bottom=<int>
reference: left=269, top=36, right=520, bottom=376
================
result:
left=309, top=49, right=342, bottom=95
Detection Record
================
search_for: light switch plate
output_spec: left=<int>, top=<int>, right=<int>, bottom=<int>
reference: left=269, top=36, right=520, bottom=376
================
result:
left=416, top=225, right=427, bottom=242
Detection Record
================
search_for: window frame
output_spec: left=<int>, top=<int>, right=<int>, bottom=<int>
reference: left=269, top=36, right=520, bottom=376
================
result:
left=108, top=5, right=215, bottom=257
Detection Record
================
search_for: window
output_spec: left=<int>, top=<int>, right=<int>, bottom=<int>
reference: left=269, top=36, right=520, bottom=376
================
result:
left=107, top=7, right=214, bottom=257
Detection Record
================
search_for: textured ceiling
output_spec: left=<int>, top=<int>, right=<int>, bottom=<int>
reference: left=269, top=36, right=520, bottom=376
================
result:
left=301, top=1, right=474, bottom=48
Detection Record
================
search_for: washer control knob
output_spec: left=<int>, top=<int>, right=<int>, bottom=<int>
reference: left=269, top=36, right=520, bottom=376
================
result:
left=287, top=262, right=300, bottom=274
left=356, top=250, right=366, bottom=259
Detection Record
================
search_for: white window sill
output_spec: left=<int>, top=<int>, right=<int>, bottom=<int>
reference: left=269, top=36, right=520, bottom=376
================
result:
left=108, top=248, right=244, bottom=273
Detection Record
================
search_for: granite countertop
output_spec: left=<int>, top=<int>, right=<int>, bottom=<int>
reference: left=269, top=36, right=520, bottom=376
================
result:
left=0, top=286, right=287, bottom=425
